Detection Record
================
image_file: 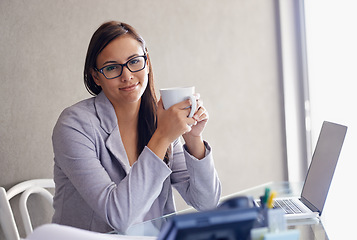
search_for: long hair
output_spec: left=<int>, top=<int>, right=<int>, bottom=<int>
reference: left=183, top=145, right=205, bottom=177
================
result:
left=84, top=21, right=168, bottom=163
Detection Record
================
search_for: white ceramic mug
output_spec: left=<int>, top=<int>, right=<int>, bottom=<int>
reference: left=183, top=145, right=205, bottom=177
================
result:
left=160, top=86, right=197, bottom=118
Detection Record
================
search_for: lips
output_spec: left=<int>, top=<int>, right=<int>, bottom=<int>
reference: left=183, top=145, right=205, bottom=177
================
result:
left=119, top=82, right=139, bottom=91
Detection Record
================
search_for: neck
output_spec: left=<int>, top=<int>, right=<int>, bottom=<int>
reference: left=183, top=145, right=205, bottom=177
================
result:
left=114, top=100, right=141, bottom=126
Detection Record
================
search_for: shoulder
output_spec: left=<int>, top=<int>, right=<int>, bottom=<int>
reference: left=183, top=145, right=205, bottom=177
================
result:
left=53, top=92, right=117, bottom=138
left=53, top=97, right=98, bottom=138
left=58, top=98, right=96, bottom=125
left=61, top=97, right=96, bottom=118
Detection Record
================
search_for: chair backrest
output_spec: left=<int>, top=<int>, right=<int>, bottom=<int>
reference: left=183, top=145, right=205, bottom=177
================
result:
left=0, top=187, right=20, bottom=240
left=0, top=179, right=55, bottom=240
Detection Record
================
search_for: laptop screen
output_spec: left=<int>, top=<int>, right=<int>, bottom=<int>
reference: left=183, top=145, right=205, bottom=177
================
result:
left=301, top=121, right=347, bottom=214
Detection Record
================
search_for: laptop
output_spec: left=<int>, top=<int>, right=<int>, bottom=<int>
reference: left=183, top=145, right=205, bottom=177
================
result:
left=260, top=121, right=347, bottom=220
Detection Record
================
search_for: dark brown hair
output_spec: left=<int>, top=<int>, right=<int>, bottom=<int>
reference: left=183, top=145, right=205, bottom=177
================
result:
left=84, top=21, right=168, bottom=162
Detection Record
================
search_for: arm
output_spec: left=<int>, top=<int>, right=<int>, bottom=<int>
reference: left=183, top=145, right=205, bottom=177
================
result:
left=170, top=139, right=221, bottom=211
left=182, top=135, right=205, bottom=160
left=53, top=108, right=171, bottom=232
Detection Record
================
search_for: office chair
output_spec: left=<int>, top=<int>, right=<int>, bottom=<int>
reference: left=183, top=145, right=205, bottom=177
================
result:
left=0, top=179, right=55, bottom=240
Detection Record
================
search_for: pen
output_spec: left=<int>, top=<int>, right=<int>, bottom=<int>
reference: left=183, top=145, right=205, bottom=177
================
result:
left=264, top=188, right=270, bottom=205
left=267, top=191, right=277, bottom=209
left=260, top=196, right=265, bottom=208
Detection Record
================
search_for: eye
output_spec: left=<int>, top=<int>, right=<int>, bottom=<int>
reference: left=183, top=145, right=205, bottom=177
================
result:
left=104, top=65, right=118, bottom=72
left=129, top=58, right=141, bottom=65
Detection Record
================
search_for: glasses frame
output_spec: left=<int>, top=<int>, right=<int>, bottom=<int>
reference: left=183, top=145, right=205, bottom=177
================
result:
left=96, top=55, right=147, bottom=79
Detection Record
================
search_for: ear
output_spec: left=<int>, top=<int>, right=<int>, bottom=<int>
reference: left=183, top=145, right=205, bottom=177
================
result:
left=146, top=60, right=150, bottom=74
left=145, top=53, right=150, bottom=74
left=90, top=68, right=101, bottom=86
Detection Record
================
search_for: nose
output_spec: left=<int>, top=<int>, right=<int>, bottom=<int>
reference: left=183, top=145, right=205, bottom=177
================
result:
left=120, top=66, right=133, bottom=82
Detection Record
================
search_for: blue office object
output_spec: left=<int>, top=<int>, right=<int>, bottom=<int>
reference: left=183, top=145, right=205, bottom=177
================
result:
left=157, top=197, right=259, bottom=240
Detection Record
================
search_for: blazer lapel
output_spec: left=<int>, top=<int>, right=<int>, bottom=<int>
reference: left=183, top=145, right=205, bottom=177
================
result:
left=106, top=126, right=131, bottom=174
left=95, top=92, right=131, bottom=174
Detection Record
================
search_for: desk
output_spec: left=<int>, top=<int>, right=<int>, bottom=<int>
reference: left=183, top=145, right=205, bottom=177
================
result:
left=124, top=182, right=329, bottom=239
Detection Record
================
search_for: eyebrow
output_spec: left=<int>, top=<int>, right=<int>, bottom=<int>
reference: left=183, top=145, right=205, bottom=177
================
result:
left=101, top=53, right=140, bottom=67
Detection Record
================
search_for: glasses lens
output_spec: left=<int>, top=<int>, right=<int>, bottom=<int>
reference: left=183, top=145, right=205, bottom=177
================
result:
left=102, top=64, right=123, bottom=79
left=127, top=56, right=146, bottom=72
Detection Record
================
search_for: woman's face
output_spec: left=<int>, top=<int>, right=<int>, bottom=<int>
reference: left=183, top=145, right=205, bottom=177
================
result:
left=93, top=35, right=149, bottom=107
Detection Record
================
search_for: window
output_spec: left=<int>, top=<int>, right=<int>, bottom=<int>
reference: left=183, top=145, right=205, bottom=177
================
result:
left=304, top=0, right=357, bottom=238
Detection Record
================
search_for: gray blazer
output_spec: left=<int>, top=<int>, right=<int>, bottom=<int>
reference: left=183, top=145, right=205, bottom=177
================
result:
left=52, top=91, right=221, bottom=233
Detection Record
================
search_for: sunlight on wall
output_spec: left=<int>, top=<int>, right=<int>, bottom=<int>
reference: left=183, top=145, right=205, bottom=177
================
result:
left=304, top=0, right=357, bottom=238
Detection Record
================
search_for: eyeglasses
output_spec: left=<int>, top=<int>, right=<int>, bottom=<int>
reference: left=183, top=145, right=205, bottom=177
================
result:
left=96, top=55, right=147, bottom=79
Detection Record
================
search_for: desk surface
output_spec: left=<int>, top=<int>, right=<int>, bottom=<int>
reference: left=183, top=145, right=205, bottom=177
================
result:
left=124, top=182, right=329, bottom=240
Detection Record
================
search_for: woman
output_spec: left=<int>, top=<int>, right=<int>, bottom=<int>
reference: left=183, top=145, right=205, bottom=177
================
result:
left=52, top=21, right=221, bottom=233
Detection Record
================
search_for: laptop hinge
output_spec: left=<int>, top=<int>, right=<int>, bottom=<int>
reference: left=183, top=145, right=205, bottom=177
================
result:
left=300, top=197, right=321, bottom=215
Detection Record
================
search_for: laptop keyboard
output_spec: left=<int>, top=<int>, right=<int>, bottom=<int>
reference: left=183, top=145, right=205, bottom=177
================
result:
left=274, top=199, right=304, bottom=214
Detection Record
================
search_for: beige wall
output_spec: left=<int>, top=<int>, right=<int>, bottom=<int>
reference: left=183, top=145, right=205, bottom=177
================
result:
left=0, top=0, right=287, bottom=238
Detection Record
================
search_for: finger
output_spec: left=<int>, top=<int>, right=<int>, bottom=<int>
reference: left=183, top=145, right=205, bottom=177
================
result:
left=197, top=112, right=209, bottom=122
left=195, top=99, right=203, bottom=111
left=173, top=99, right=196, bottom=118
left=173, top=99, right=192, bottom=110
left=186, top=122, right=198, bottom=128
left=194, top=113, right=207, bottom=122
left=186, top=117, right=197, bottom=126
left=184, top=125, right=192, bottom=134
left=193, top=106, right=207, bottom=121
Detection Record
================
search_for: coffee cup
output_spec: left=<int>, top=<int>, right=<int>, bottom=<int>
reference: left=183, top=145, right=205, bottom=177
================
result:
left=159, top=86, right=197, bottom=118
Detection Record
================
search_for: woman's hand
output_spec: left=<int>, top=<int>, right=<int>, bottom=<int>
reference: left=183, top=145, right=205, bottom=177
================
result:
left=182, top=94, right=208, bottom=159
left=183, top=94, right=209, bottom=138
left=147, top=97, right=196, bottom=160
left=156, top=97, right=197, bottom=143
left=148, top=94, right=208, bottom=160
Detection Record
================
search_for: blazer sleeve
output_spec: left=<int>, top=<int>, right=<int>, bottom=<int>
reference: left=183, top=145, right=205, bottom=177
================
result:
left=170, top=139, right=221, bottom=210
left=52, top=107, right=172, bottom=232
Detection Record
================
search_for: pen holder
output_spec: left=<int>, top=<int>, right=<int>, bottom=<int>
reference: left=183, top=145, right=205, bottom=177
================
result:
left=255, top=208, right=269, bottom=228
left=252, top=208, right=299, bottom=240
left=266, top=208, right=286, bottom=232
left=256, top=206, right=286, bottom=230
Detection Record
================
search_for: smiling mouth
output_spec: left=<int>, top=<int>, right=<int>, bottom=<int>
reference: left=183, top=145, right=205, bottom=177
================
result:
left=119, top=82, right=139, bottom=91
